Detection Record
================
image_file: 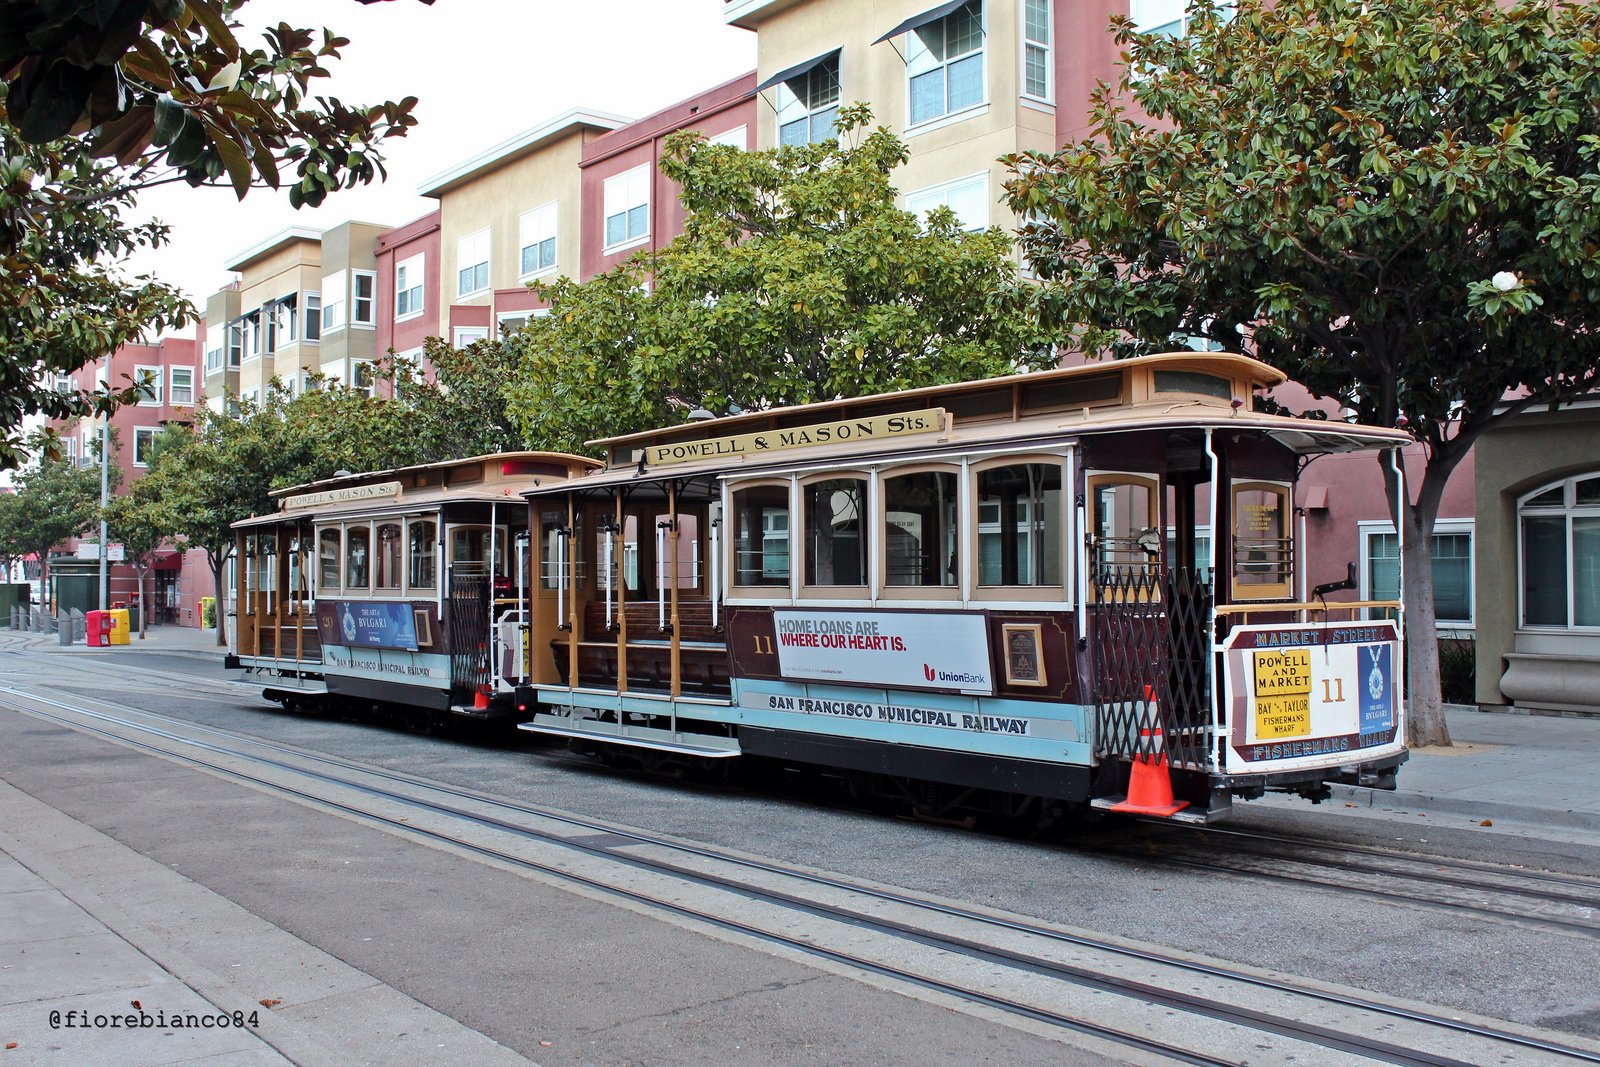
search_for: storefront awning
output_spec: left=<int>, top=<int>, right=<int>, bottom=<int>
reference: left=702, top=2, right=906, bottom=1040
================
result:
left=755, top=48, right=841, bottom=93
left=873, top=0, right=969, bottom=44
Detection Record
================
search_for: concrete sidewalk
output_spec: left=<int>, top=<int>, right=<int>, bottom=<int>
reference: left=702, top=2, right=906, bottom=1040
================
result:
left=8, top=624, right=228, bottom=658
left=1329, top=705, right=1600, bottom=833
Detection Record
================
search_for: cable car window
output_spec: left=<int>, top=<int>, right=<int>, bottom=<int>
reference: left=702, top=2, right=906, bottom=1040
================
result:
left=1091, top=475, right=1160, bottom=582
left=804, top=478, right=868, bottom=587
left=1232, top=481, right=1292, bottom=600
left=732, top=484, right=790, bottom=586
left=254, top=532, right=277, bottom=595
left=374, top=522, right=403, bottom=591
left=1153, top=370, right=1231, bottom=400
left=408, top=519, right=437, bottom=591
left=884, top=471, right=958, bottom=587
left=287, top=535, right=304, bottom=596
left=977, top=463, right=1063, bottom=586
left=661, top=512, right=700, bottom=590
left=345, top=524, right=370, bottom=592
left=318, top=527, right=341, bottom=594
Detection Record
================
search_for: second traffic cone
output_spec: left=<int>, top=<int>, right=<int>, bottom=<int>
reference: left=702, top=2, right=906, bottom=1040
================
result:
left=1112, top=688, right=1190, bottom=817
left=473, top=685, right=491, bottom=711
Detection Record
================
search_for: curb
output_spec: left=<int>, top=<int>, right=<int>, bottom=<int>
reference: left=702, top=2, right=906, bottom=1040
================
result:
left=1331, top=783, right=1600, bottom=832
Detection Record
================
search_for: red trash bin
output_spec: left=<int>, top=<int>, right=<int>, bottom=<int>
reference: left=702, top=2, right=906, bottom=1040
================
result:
left=85, top=610, right=109, bottom=647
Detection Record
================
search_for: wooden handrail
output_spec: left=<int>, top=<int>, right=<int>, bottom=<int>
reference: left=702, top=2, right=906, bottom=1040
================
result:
left=1213, top=600, right=1401, bottom=616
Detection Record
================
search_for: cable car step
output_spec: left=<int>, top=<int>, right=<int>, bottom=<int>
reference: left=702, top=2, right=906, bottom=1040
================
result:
left=518, top=717, right=741, bottom=758
left=1090, top=797, right=1225, bottom=824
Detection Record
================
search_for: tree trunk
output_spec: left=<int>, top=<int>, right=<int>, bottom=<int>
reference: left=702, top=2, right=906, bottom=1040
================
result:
left=1400, top=513, right=1450, bottom=746
left=208, top=548, right=228, bottom=646
left=137, top=564, right=148, bottom=639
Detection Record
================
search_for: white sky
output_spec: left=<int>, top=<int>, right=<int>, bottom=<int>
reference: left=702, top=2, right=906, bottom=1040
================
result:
left=126, top=0, right=757, bottom=321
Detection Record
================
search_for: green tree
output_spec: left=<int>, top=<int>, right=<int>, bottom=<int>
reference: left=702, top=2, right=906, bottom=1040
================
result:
left=389, top=338, right=527, bottom=460
left=0, top=1, right=424, bottom=466
left=507, top=104, right=1053, bottom=453
left=104, top=473, right=174, bottom=639
left=1004, top=0, right=1600, bottom=746
left=0, top=432, right=110, bottom=600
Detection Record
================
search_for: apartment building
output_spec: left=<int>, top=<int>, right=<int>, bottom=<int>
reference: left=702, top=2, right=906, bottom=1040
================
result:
left=46, top=336, right=215, bottom=626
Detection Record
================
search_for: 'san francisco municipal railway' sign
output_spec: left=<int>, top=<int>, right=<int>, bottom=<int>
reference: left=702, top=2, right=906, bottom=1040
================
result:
left=771, top=608, right=994, bottom=695
left=1220, top=620, right=1401, bottom=772
left=284, top=481, right=402, bottom=510
left=645, top=409, right=945, bottom=467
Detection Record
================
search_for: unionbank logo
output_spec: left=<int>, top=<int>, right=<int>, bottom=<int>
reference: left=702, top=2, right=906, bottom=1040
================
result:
left=923, top=662, right=987, bottom=686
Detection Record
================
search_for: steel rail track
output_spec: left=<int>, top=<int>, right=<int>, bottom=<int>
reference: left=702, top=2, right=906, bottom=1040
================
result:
left=5, top=683, right=1595, bottom=1066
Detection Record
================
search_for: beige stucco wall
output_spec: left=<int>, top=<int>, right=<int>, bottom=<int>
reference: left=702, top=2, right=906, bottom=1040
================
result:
left=234, top=239, right=321, bottom=396
left=317, top=221, right=386, bottom=375
left=1474, top=404, right=1600, bottom=708
left=755, top=0, right=1056, bottom=235
left=202, top=288, right=241, bottom=402
left=435, top=132, right=591, bottom=317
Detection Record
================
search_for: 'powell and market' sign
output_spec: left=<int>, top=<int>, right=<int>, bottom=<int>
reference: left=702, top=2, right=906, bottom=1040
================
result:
left=644, top=409, right=945, bottom=467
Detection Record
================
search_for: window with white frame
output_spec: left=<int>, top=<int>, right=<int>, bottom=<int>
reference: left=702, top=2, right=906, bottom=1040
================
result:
left=229, top=317, right=250, bottom=364
left=133, top=426, right=159, bottom=467
left=1131, top=0, right=1234, bottom=38
left=169, top=366, right=194, bottom=405
left=708, top=125, right=749, bottom=150
left=1022, top=0, right=1051, bottom=100
left=134, top=365, right=162, bottom=405
left=264, top=295, right=296, bottom=354
left=304, top=293, right=321, bottom=342
left=456, top=230, right=490, bottom=297
left=1360, top=519, right=1474, bottom=627
left=65, top=435, right=80, bottom=463
left=352, top=361, right=376, bottom=398
left=205, top=325, right=224, bottom=373
left=906, top=173, right=990, bottom=232
left=907, top=1, right=984, bottom=127
left=351, top=271, right=376, bottom=326
left=319, top=361, right=344, bottom=386
left=497, top=311, right=530, bottom=336
left=776, top=56, right=840, bottom=146
left=603, top=166, right=650, bottom=250
left=452, top=326, right=489, bottom=348
left=320, top=271, right=346, bottom=333
left=396, top=254, right=425, bottom=317
left=1518, top=474, right=1600, bottom=630
left=519, top=203, right=558, bottom=278
left=51, top=372, right=74, bottom=394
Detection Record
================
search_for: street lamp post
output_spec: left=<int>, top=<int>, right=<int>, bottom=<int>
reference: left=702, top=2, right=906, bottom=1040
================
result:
left=99, top=412, right=109, bottom=610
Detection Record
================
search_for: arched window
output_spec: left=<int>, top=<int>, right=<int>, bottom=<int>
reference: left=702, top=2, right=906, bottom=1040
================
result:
left=1519, top=473, right=1600, bottom=629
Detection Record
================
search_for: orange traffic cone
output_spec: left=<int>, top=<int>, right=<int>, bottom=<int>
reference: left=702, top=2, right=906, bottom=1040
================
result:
left=1112, top=688, right=1190, bottom=817
left=473, top=685, right=491, bottom=711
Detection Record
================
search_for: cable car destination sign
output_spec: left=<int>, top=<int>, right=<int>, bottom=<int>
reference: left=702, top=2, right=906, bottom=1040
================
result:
left=644, top=409, right=946, bottom=467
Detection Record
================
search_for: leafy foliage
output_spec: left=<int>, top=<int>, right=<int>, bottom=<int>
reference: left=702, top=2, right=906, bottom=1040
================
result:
left=507, top=104, right=1052, bottom=453
left=1003, top=0, right=1600, bottom=742
left=0, top=431, right=110, bottom=586
left=0, top=0, right=424, bottom=203
left=0, top=1, right=423, bottom=467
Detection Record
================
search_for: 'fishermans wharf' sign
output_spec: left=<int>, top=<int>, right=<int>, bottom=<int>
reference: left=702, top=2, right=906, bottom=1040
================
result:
left=644, top=409, right=946, bottom=467
left=283, top=481, right=402, bottom=510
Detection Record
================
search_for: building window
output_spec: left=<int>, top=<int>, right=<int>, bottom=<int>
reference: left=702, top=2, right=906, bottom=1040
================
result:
left=1363, top=521, right=1474, bottom=627
left=906, top=173, right=990, bottom=232
left=708, top=125, right=749, bottom=150
left=134, top=365, right=162, bottom=405
left=603, top=166, right=650, bottom=251
left=497, top=311, right=530, bottom=336
left=351, top=270, right=376, bottom=326
left=169, top=366, right=194, bottom=406
left=320, top=271, right=345, bottom=333
left=205, top=341, right=224, bottom=374
left=304, top=293, right=321, bottom=342
left=452, top=326, right=489, bottom=348
left=1518, top=474, right=1600, bottom=630
left=907, top=1, right=984, bottom=127
left=133, top=426, right=159, bottom=467
left=52, top=372, right=74, bottom=394
left=263, top=295, right=296, bottom=354
left=519, top=202, right=558, bottom=278
left=456, top=229, right=490, bottom=297
left=1131, top=0, right=1233, bottom=38
left=1022, top=0, right=1051, bottom=100
left=352, top=360, right=376, bottom=399
left=396, top=254, right=425, bottom=318
left=776, top=56, right=840, bottom=146
left=228, top=318, right=249, bottom=365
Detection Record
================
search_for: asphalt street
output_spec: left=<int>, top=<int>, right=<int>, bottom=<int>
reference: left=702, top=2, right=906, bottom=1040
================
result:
left=5, top=639, right=1600, bottom=1063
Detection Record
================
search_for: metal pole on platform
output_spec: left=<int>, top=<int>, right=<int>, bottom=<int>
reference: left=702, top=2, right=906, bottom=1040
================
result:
left=98, top=412, right=110, bottom=610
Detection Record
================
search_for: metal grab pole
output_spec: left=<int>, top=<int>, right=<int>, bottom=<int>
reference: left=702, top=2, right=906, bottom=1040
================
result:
left=656, top=521, right=668, bottom=631
left=555, top=527, right=567, bottom=630
left=709, top=517, right=721, bottom=630
left=604, top=526, right=615, bottom=629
